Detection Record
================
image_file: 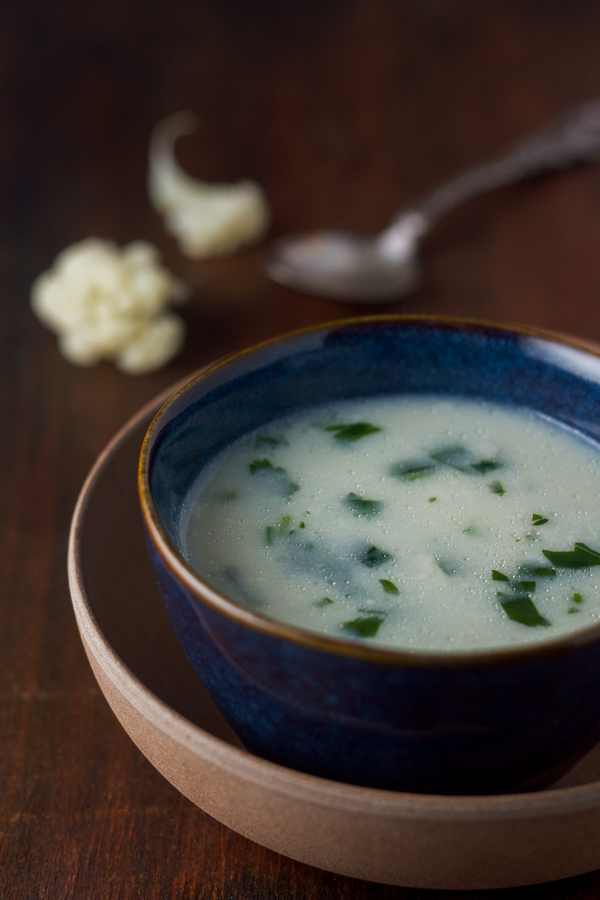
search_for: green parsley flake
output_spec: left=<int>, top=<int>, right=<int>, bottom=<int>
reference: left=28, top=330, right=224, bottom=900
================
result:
left=491, top=569, right=509, bottom=582
left=380, top=579, right=399, bottom=595
left=497, top=594, right=551, bottom=627
left=429, top=445, right=501, bottom=475
left=543, top=542, right=600, bottom=569
left=359, top=545, right=393, bottom=568
left=249, top=458, right=299, bottom=498
left=314, top=597, right=334, bottom=608
left=345, top=492, right=383, bottom=518
left=390, top=461, right=436, bottom=481
left=489, top=481, right=506, bottom=496
left=471, top=459, right=502, bottom=474
left=324, top=422, right=381, bottom=442
left=265, top=514, right=294, bottom=544
left=518, top=581, right=536, bottom=593
left=341, top=614, right=386, bottom=639
left=532, top=514, right=549, bottom=526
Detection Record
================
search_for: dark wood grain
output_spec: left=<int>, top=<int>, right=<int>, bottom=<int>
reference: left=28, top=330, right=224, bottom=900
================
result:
left=3, top=0, right=600, bottom=896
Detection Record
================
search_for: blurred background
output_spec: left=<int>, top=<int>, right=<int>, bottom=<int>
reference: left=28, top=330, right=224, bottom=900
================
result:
left=3, top=1, right=600, bottom=897
left=12, top=0, right=600, bottom=368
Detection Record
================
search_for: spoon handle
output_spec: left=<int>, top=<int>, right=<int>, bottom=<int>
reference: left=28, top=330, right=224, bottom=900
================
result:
left=393, top=98, right=600, bottom=233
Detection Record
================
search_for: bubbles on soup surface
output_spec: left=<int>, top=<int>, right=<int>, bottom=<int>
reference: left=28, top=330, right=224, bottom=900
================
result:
left=181, top=397, right=600, bottom=651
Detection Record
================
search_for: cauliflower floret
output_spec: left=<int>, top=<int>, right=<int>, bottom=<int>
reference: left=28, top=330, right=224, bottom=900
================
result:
left=114, top=312, right=185, bottom=375
left=148, top=111, right=271, bottom=259
left=31, top=237, right=188, bottom=374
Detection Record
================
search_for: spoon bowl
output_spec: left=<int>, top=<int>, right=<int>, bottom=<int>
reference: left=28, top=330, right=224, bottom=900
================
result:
left=265, top=99, right=600, bottom=301
left=266, top=212, right=426, bottom=302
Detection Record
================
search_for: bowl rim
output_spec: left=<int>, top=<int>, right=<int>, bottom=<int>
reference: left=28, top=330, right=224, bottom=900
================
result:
left=139, top=313, right=600, bottom=669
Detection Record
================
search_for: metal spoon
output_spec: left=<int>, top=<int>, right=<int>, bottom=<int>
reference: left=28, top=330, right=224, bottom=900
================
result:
left=265, top=99, right=600, bottom=302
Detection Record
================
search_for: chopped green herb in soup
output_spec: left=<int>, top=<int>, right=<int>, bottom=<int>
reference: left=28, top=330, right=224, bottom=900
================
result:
left=181, top=397, right=600, bottom=651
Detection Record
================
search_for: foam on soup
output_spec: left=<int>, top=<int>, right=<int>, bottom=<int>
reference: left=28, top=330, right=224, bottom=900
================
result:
left=181, top=396, right=600, bottom=651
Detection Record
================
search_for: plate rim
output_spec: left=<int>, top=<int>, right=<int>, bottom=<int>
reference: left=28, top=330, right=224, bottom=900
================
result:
left=68, top=365, right=600, bottom=822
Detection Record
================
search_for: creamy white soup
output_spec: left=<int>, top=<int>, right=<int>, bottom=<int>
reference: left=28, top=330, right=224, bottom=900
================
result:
left=181, top=397, right=600, bottom=651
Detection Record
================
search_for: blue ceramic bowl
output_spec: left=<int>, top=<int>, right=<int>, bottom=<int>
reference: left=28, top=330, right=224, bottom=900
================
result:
left=139, top=316, right=600, bottom=795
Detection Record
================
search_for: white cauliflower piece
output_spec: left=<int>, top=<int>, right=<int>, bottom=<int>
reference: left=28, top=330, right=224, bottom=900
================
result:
left=31, top=237, right=188, bottom=374
left=148, top=111, right=271, bottom=259
left=114, top=312, right=185, bottom=375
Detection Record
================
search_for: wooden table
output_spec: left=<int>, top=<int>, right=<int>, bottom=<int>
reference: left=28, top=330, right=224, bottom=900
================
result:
left=3, top=1, right=600, bottom=896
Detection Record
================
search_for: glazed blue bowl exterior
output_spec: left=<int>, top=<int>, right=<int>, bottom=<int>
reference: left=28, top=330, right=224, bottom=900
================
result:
left=139, top=316, right=600, bottom=795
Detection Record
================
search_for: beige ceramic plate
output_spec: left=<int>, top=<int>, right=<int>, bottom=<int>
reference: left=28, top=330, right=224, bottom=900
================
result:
left=68, top=369, right=600, bottom=890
